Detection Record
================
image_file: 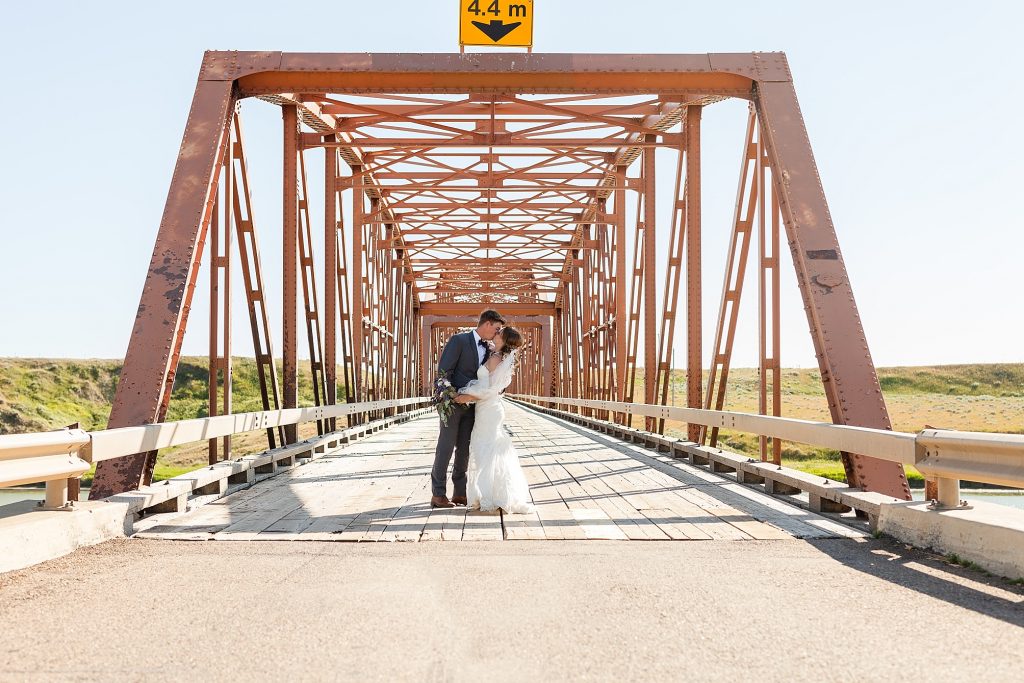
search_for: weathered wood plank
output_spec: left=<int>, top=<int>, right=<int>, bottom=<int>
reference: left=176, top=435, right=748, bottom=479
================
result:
left=441, top=507, right=467, bottom=541
left=138, top=404, right=864, bottom=544
left=462, top=509, right=503, bottom=541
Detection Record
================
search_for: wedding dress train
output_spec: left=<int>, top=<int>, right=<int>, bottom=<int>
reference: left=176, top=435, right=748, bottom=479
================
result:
left=460, top=353, right=535, bottom=514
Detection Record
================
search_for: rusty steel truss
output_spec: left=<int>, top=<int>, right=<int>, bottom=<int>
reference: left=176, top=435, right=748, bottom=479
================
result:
left=88, top=52, right=910, bottom=501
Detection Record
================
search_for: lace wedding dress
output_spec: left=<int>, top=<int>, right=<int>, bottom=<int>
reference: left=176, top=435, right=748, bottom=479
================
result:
left=460, top=352, right=535, bottom=514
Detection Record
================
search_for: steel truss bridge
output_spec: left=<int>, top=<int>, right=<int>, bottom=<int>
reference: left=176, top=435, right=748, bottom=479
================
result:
left=1, top=52, right=1022, bottom=583
left=90, top=50, right=906, bottom=499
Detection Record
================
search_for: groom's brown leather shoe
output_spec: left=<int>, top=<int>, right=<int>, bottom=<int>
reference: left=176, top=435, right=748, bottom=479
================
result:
left=451, top=495, right=468, bottom=506
left=431, top=495, right=455, bottom=508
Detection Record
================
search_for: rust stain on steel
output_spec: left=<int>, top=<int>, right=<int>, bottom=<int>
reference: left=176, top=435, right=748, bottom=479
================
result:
left=89, top=50, right=909, bottom=502
left=281, top=104, right=299, bottom=445
left=89, top=69, right=236, bottom=499
left=685, top=106, right=703, bottom=442
left=755, top=74, right=911, bottom=500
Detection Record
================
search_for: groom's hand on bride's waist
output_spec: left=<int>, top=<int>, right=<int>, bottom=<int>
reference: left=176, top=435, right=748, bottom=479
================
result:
left=454, top=394, right=475, bottom=405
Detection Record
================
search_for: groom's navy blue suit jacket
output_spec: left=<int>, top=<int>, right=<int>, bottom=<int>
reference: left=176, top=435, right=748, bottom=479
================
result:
left=437, top=331, right=482, bottom=390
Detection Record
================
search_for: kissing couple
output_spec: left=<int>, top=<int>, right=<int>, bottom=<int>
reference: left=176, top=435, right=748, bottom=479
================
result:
left=430, top=309, right=534, bottom=514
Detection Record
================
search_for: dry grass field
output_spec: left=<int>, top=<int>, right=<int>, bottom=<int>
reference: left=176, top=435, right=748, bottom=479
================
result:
left=654, top=364, right=1024, bottom=484
left=1, top=358, right=1021, bottom=487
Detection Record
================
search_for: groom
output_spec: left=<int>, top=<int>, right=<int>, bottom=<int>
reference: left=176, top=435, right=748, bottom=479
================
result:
left=430, top=309, right=506, bottom=508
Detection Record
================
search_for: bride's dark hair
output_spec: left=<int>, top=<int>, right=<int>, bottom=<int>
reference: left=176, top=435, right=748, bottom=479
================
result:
left=499, top=326, right=524, bottom=357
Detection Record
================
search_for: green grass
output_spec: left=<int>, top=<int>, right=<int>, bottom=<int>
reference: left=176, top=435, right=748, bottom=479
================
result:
left=945, top=553, right=1024, bottom=586
left=947, top=553, right=994, bottom=576
left=0, top=356, right=340, bottom=435
left=77, top=463, right=195, bottom=488
left=0, top=359, right=120, bottom=433
left=708, top=429, right=928, bottom=486
left=878, top=364, right=1024, bottom=397
left=0, top=356, right=346, bottom=482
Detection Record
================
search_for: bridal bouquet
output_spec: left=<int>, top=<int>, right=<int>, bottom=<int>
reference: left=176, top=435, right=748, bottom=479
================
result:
left=431, top=371, right=459, bottom=426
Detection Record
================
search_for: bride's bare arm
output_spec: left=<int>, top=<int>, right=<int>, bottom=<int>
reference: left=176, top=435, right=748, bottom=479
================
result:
left=457, top=383, right=488, bottom=399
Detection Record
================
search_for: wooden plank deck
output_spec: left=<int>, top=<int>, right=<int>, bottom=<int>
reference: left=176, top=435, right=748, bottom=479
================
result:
left=136, top=403, right=867, bottom=543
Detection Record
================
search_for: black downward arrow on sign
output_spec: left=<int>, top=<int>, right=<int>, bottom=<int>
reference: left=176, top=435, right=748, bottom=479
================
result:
left=472, top=20, right=522, bottom=42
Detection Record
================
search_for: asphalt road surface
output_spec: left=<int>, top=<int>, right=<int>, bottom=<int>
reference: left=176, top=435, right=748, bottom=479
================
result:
left=1, top=538, right=1023, bottom=682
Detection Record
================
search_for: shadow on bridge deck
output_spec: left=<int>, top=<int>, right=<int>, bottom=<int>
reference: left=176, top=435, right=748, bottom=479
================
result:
left=134, top=403, right=866, bottom=543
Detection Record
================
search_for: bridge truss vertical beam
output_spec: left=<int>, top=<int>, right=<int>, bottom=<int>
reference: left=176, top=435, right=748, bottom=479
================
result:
left=685, top=106, right=703, bottom=442
left=324, top=139, right=338, bottom=432
left=581, top=221, right=594, bottom=417
left=702, top=107, right=784, bottom=463
left=333, top=163, right=356, bottom=417
left=653, top=134, right=687, bottom=434
left=613, top=166, right=629, bottom=422
left=704, top=108, right=758, bottom=449
left=595, top=198, right=615, bottom=421
left=365, top=198, right=383, bottom=419
left=282, top=105, right=299, bottom=444
left=641, top=137, right=658, bottom=430
left=230, top=113, right=286, bottom=451
left=208, top=144, right=232, bottom=464
left=297, top=150, right=328, bottom=435
left=624, top=176, right=645, bottom=413
left=757, top=125, right=783, bottom=464
left=551, top=304, right=564, bottom=396
left=350, top=165, right=365, bottom=423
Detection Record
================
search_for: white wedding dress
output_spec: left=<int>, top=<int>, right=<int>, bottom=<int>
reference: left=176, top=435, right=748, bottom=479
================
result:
left=460, top=352, right=535, bottom=514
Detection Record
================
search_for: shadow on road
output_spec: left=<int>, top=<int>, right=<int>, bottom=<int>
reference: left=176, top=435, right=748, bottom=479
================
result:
left=810, top=537, right=1024, bottom=628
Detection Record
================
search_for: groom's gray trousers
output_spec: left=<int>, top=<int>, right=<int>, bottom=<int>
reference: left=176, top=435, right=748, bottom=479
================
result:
left=432, top=403, right=475, bottom=498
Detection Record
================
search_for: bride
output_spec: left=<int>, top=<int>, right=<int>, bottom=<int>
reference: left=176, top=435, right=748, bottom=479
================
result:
left=453, top=326, right=535, bottom=514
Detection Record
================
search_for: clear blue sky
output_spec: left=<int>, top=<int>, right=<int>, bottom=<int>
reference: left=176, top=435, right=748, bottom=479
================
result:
left=0, top=1, right=1020, bottom=368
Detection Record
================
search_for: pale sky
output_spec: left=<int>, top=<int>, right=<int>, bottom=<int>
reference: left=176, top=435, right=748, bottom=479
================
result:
left=0, top=1, right=1020, bottom=368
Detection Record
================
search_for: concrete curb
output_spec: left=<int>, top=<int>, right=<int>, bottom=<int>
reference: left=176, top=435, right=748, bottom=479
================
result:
left=0, top=500, right=133, bottom=574
left=878, top=500, right=1024, bottom=580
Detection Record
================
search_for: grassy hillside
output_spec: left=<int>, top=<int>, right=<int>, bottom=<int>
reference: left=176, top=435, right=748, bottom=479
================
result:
left=0, top=357, right=333, bottom=483
left=0, top=359, right=120, bottom=434
left=0, top=357, right=331, bottom=433
left=1, top=358, right=1021, bottom=487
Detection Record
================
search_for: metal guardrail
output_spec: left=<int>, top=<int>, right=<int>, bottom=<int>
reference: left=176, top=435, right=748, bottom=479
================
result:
left=7, top=392, right=1020, bottom=516
left=0, top=397, right=431, bottom=511
left=0, top=429, right=92, bottom=509
left=509, top=394, right=1024, bottom=509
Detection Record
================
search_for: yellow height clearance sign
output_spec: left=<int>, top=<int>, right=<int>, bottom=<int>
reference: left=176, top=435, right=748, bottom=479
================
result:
left=459, top=0, right=534, bottom=48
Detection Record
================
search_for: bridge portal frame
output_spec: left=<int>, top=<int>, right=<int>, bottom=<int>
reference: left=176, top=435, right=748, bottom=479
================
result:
left=89, top=51, right=910, bottom=501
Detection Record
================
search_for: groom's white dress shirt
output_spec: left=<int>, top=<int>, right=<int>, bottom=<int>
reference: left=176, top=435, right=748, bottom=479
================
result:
left=471, top=330, right=486, bottom=365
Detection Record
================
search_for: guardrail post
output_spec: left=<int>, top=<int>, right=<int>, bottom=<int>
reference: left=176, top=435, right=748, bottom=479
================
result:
left=935, top=477, right=961, bottom=509
left=65, top=421, right=81, bottom=502
left=43, top=478, right=72, bottom=511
